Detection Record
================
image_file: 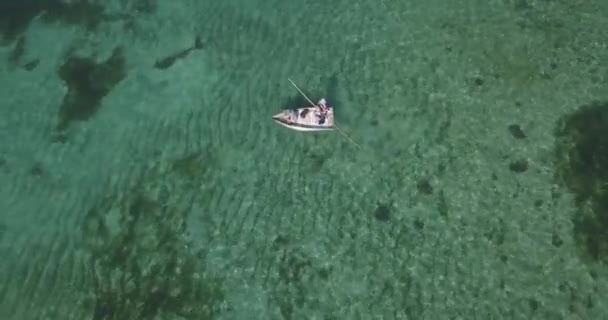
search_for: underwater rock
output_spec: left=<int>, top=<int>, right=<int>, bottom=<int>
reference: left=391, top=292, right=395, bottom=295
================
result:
left=374, top=202, right=392, bottom=222
left=154, top=36, right=204, bottom=70
left=0, top=0, right=52, bottom=42
left=43, top=0, right=105, bottom=30
left=56, top=47, right=126, bottom=132
left=553, top=101, right=608, bottom=263
left=507, top=124, right=526, bottom=139
left=0, top=0, right=106, bottom=43
left=509, top=158, right=528, bottom=173
left=416, top=178, right=434, bottom=195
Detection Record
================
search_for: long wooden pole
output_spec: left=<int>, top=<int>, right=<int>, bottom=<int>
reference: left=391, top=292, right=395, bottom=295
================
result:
left=287, top=77, right=361, bottom=150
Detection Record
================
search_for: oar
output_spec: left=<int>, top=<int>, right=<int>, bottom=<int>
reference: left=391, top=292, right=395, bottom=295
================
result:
left=287, top=77, right=361, bottom=150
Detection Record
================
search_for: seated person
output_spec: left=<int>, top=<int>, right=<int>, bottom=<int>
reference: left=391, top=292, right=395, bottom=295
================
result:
left=316, top=98, right=331, bottom=124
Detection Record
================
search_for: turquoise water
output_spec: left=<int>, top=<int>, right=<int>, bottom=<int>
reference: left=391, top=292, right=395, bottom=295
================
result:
left=1, top=0, right=608, bottom=319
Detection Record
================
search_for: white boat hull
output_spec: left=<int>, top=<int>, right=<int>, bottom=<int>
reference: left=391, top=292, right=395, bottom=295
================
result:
left=272, top=107, right=334, bottom=132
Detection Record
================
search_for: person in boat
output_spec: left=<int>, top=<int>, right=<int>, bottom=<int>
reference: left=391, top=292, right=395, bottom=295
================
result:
left=316, top=98, right=331, bottom=125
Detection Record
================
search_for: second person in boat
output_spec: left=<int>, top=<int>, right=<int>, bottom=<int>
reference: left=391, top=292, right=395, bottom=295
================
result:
left=316, top=98, right=331, bottom=125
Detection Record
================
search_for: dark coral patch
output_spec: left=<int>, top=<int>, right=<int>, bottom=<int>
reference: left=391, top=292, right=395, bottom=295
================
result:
left=553, top=101, right=608, bottom=263
left=56, top=47, right=126, bottom=132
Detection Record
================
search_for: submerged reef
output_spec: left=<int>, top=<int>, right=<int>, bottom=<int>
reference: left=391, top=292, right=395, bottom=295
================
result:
left=553, top=101, right=608, bottom=264
left=81, top=159, right=224, bottom=319
left=0, top=0, right=106, bottom=43
left=56, top=47, right=127, bottom=133
left=0, top=0, right=159, bottom=43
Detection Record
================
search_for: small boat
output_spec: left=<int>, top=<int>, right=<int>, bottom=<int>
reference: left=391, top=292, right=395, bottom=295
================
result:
left=274, top=77, right=361, bottom=149
left=272, top=104, right=334, bottom=132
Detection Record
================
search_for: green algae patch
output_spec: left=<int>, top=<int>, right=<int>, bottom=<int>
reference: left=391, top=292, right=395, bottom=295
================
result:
left=553, top=101, right=608, bottom=264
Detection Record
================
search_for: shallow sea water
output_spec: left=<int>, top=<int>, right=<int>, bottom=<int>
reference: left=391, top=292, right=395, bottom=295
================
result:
left=1, top=0, right=608, bottom=319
